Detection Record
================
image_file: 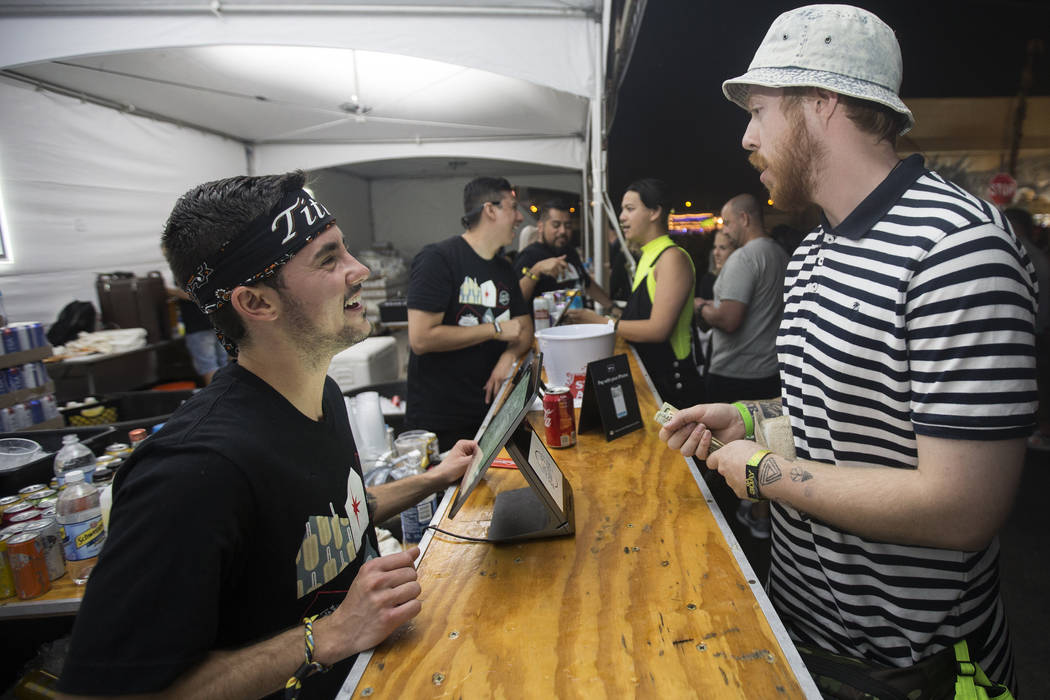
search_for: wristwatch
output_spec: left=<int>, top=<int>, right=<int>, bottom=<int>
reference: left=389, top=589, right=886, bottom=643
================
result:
left=493, top=319, right=503, bottom=338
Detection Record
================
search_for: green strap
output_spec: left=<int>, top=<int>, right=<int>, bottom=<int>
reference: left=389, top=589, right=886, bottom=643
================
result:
left=953, top=640, right=1014, bottom=700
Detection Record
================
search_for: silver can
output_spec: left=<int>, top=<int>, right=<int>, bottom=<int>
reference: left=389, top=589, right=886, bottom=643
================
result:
left=21, top=518, right=65, bottom=580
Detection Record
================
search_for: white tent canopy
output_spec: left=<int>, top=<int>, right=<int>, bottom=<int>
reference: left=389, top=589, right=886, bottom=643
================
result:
left=0, top=0, right=609, bottom=326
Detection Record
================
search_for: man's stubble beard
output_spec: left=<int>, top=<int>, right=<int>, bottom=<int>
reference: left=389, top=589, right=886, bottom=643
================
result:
left=280, top=290, right=371, bottom=370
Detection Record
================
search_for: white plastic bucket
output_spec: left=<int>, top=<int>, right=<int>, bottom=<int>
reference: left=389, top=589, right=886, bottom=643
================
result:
left=535, top=325, right=616, bottom=388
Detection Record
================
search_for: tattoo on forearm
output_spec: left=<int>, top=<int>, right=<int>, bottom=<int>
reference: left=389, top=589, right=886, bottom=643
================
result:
left=790, top=467, right=813, bottom=482
left=760, top=456, right=782, bottom=487
left=742, top=398, right=783, bottom=420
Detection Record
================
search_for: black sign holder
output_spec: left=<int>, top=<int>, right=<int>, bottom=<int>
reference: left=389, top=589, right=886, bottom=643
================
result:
left=577, top=353, right=643, bottom=441
left=488, top=422, right=575, bottom=542
left=448, top=354, right=575, bottom=542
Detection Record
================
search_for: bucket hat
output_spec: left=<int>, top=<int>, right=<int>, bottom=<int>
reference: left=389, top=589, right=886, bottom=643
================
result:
left=722, top=4, right=914, bottom=134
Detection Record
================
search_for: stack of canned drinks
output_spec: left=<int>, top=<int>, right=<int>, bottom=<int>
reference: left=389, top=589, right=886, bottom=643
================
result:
left=0, top=484, right=64, bottom=600
left=0, top=393, right=60, bottom=431
left=533, top=289, right=582, bottom=331
left=0, top=320, right=60, bottom=432
left=0, top=322, right=48, bottom=355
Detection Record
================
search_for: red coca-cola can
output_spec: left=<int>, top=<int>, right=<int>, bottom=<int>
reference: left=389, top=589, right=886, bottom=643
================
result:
left=543, top=386, right=577, bottom=448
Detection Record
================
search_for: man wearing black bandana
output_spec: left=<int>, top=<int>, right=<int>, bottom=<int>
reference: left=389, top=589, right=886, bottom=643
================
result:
left=59, top=171, right=478, bottom=699
left=405, top=176, right=534, bottom=450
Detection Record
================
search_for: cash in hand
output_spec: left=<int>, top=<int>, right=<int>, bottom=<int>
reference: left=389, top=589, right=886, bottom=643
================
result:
left=653, top=401, right=724, bottom=451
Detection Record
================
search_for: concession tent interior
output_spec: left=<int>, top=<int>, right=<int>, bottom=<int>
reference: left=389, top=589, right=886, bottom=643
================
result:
left=0, top=0, right=631, bottom=327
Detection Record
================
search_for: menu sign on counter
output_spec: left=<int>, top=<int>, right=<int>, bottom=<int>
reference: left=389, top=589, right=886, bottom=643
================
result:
left=577, top=354, right=642, bottom=441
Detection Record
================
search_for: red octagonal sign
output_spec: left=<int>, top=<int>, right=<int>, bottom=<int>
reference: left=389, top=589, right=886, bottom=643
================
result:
left=989, top=172, right=1017, bottom=206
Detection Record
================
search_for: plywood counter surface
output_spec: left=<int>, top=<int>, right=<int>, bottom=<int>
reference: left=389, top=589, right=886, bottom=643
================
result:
left=345, top=345, right=816, bottom=699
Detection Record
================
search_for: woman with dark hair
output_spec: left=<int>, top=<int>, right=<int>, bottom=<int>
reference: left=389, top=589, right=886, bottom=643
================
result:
left=566, top=178, right=703, bottom=407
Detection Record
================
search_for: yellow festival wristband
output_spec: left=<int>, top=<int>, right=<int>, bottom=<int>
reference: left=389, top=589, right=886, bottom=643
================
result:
left=744, top=449, right=771, bottom=502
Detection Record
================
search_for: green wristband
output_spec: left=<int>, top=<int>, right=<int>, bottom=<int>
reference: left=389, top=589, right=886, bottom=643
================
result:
left=744, top=449, right=770, bottom=502
left=733, top=402, right=755, bottom=440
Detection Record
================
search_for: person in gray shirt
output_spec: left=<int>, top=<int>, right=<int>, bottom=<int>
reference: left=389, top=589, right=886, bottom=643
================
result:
left=695, top=193, right=787, bottom=538
left=698, top=193, right=788, bottom=400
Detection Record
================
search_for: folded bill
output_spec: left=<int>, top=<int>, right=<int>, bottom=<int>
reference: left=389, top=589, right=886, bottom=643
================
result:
left=653, top=401, right=724, bottom=451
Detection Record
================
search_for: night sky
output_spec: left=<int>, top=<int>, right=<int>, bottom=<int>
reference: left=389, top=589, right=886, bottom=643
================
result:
left=607, top=0, right=1050, bottom=214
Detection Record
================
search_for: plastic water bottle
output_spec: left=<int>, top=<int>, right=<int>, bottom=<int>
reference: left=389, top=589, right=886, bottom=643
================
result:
left=53, top=434, right=97, bottom=486
left=389, top=450, right=436, bottom=544
left=56, top=469, right=106, bottom=585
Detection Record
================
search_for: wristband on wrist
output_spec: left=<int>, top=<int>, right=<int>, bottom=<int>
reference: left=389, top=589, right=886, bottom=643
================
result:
left=492, top=319, right=502, bottom=338
left=744, top=449, right=771, bottom=502
left=284, top=615, right=330, bottom=699
left=522, top=266, right=540, bottom=282
left=732, top=401, right=755, bottom=440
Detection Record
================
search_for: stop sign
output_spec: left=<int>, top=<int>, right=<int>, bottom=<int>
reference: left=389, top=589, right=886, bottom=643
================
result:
left=989, top=172, right=1017, bottom=206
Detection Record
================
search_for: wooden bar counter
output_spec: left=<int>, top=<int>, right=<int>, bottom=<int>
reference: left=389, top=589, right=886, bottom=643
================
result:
left=341, top=344, right=818, bottom=699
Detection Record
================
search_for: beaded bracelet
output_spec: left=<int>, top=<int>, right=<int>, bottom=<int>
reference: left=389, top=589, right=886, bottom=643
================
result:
left=284, top=615, right=330, bottom=699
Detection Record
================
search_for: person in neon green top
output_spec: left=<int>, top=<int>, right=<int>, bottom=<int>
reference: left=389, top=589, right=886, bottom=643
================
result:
left=566, top=178, right=703, bottom=407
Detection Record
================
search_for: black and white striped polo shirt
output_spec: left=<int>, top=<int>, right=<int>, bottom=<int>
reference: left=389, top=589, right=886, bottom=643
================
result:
left=771, top=154, right=1037, bottom=687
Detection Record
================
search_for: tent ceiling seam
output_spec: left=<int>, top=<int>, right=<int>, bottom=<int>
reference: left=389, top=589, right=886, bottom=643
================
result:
left=1, top=69, right=248, bottom=145
left=0, top=4, right=598, bottom=19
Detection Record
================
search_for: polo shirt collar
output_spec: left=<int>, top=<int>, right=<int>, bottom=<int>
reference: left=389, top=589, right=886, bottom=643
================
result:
left=819, top=153, right=927, bottom=240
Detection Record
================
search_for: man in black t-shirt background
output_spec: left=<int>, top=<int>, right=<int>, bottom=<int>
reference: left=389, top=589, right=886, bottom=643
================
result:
left=512, top=200, right=613, bottom=309
left=59, top=171, right=478, bottom=699
left=405, top=177, right=534, bottom=450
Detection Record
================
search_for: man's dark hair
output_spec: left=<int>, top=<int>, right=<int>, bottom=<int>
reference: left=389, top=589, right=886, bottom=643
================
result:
left=462, top=177, right=513, bottom=229
left=538, top=199, right=572, bottom=222
left=162, top=171, right=302, bottom=348
left=781, top=87, right=908, bottom=146
left=625, top=178, right=670, bottom=228
left=1004, top=207, right=1034, bottom=240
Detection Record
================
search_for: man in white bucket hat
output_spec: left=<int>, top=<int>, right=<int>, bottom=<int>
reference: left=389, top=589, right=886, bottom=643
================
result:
left=659, top=5, right=1037, bottom=694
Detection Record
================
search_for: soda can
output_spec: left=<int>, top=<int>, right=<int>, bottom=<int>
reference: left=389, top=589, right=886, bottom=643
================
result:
left=40, top=394, right=59, bottom=420
left=26, top=489, right=55, bottom=507
left=9, top=510, right=41, bottom=527
left=10, top=403, right=30, bottom=430
left=18, top=484, right=46, bottom=499
left=21, top=518, right=65, bottom=580
left=0, top=532, right=18, bottom=599
left=2, top=327, right=20, bottom=354
left=106, top=443, right=132, bottom=458
left=12, top=324, right=31, bottom=353
left=7, top=531, right=51, bottom=599
left=0, top=369, right=7, bottom=395
left=6, top=366, right=22, bottom=391
left=542, top=386, right=577, bottom=448
left=533, top=296, right=551, bottom=331
left=28, top=399, right=45, bottom=424
left=20, top=363, right=36, bottom=388
left=1, top=522, right=29, bottom=538
left=29, top=322, right=46, bottom=348
left=2, top=501, right=35, bottom=525
left=0, top=495, right=22, bottom=513
left=0, top=407, right=14, bottom=432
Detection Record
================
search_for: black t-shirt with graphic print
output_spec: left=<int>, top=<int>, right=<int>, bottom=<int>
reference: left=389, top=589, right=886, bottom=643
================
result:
left=406, top=235, right=529, bottom=435
left=512, top=241, right=591, bottom=298
left=59, top=364, right=378, bottom=698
